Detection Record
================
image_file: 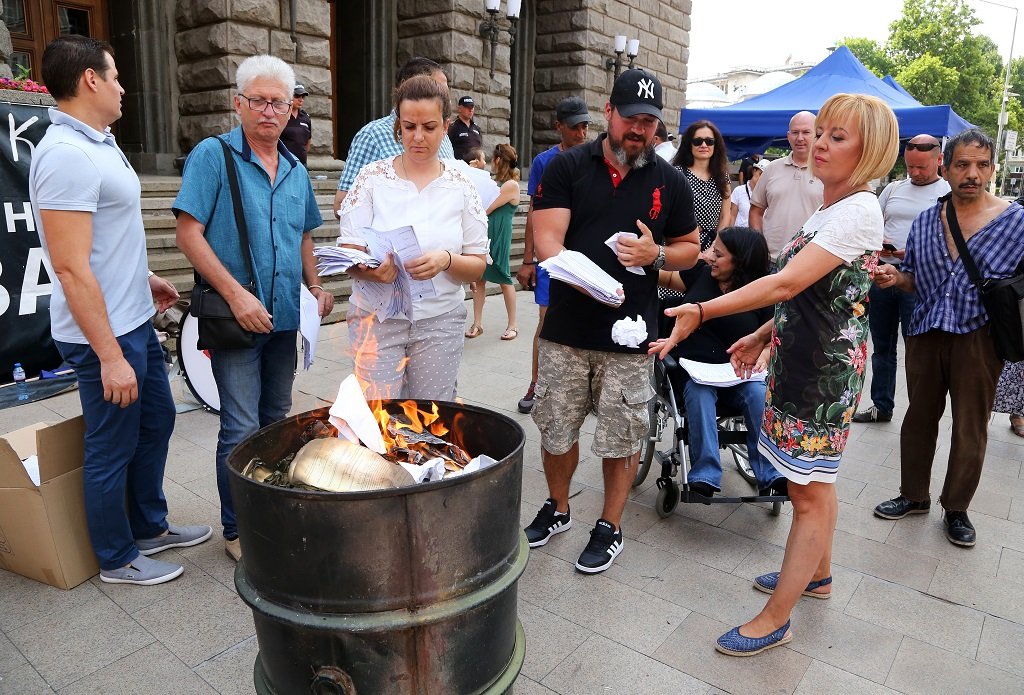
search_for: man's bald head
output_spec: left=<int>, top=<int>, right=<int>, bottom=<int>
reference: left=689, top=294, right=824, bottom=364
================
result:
left=787, top=111, right=815, bottom=163
left=904, top=133, right=942, bottom=186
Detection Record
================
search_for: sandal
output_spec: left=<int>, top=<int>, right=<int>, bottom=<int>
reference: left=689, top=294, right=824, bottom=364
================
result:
left=501, top=328, right=518, bottom=341
left=465, top=324, right=483, bottom=339
left=1011, top=416, right=1024, bottom=438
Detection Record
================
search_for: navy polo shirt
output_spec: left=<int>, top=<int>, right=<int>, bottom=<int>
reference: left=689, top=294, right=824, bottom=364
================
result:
left=534, top=134, right=698, bottom=353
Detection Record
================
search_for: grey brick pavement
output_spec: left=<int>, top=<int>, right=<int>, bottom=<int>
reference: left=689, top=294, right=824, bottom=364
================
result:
left=2, top=292, right=1023, bottom=694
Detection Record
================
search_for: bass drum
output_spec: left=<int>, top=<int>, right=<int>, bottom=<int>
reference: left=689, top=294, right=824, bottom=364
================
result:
left=178, top=313, right=221, bottom=413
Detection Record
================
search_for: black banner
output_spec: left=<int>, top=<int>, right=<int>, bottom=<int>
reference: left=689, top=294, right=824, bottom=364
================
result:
left=0, top=101, right=59, bottom=382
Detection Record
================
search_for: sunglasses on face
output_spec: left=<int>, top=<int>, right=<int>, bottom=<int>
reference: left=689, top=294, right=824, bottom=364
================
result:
left=691, top=137, right=716, bottom=147
left=905, top=142, right=939, bottom=152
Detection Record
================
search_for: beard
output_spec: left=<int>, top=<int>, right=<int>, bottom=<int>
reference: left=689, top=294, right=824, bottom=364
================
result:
left=609, top=132, right=655, bottom=169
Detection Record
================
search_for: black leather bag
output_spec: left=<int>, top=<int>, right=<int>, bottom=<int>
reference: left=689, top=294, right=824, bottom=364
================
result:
left=189, top=137, right=258, bottom=351
left=944, top=196, right=1024, bottom=362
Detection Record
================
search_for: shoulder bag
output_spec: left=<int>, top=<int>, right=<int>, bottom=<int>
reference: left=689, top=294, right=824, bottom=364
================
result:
left=944, top=196, right=1024, bottom=362
left=189, top=137, right=258, bottom=350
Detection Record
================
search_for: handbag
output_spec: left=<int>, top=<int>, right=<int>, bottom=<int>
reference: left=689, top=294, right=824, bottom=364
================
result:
left=944, top=196, right=1024, bottom=362
left=189, top=137, right=258, bottom=351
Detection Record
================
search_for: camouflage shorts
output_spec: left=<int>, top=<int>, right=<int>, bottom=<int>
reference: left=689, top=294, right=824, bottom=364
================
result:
left=532, top=340, right=655, bottom=458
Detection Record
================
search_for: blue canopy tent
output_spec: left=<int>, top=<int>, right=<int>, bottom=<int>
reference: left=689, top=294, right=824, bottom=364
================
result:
left=882, top=74, right=915, bottom=100
left=680, top=46, right=974, bottom=159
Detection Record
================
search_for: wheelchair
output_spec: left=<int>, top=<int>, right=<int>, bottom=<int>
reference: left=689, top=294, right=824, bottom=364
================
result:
left=632, top=353, right=787, bottom=517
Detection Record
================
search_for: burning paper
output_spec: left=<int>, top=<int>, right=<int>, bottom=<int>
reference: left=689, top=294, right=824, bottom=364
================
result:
left=288, top=438, right=415, bottom=491
left=329, top=375, right=387, bottom=453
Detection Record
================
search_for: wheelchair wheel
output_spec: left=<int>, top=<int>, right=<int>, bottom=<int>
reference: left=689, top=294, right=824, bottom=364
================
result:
left=633, top=399, right=662, bottom=488
left=724, top=417, right=758, bottom=487
left=656, top=480, right=678, bottom=518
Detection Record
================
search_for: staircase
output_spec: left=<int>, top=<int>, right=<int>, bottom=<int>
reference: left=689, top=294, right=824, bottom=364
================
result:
left=140, top=175, right=530, bottom=326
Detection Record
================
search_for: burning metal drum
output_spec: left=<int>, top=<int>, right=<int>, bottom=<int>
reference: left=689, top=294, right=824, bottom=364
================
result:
left=227, top=401, right=527, bottom=695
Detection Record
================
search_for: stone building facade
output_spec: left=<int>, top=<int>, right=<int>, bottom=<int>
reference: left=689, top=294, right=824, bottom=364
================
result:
left=1, top=0, right=691, bottom=173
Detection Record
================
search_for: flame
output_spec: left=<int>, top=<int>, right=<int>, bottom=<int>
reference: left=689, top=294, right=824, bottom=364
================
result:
left=370, top=399, right=449, bottom=450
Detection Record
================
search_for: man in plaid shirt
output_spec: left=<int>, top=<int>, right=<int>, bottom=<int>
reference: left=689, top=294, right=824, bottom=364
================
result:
left=332, top=57, right=455, bottom=217
left=872, top=129, right=1024, bottom=548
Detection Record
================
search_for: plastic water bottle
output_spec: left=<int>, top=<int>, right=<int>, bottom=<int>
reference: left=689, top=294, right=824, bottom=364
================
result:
left=13, top=363, right=28, bottom=401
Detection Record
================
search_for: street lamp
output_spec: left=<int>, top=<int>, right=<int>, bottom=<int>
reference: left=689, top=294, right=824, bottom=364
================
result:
left=605, top=35, right=641, bottom=79
left=480, top=0, right=522, bottom=79
left=973, top=0, right=1018, bottom=194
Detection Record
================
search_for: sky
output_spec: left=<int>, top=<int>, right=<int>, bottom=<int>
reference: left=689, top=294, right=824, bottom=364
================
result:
left=686, top=0, right=1024, bottom=82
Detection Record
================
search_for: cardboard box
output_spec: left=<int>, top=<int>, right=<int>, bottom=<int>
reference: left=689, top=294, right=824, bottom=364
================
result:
left=0, top=417, right=98, bottom=589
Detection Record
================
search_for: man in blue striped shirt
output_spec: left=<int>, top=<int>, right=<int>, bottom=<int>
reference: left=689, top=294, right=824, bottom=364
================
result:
left=872, top=129, right=1024, bottom=547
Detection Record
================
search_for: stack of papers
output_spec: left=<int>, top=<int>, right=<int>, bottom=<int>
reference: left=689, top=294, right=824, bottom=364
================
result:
left=299, top=285, right=320, bottom=370
left=540, top=250, right=625, bottom=307
left=678, top=358, right=767, bottom=387
left=314, top=246, right=380, bottom=276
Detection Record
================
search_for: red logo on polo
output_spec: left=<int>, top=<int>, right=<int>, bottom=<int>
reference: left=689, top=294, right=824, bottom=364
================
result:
left=649, top=186, right=663, bottom=220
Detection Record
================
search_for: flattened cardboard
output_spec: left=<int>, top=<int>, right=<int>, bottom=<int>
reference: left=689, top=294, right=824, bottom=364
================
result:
left=0, top=417, right=97, bottom=589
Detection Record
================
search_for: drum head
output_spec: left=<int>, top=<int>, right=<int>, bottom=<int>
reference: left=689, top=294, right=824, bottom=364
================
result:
left=178, top=313, right=221, bottom=413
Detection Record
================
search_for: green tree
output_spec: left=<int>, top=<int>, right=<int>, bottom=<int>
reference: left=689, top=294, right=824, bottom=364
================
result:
left=896, top=54, right=959, bottom=106
left=840, top=37, right=893, bottom=77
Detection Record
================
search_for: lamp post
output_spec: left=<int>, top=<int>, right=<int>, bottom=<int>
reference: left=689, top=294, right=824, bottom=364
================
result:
left=974, top=0, right=1018, bottom=195
left=480, top=0, right=522, bottom=79
left=605, top=35, right=641, bottom=79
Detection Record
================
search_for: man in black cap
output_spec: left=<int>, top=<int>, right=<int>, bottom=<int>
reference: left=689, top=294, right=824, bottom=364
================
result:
left=280, top=83, right=312, bottom=165
left=516, top=95, right=592, bottom=414
left=523, top=69, right=700, bottom=574
left=448, top=95, right=483, bottom=161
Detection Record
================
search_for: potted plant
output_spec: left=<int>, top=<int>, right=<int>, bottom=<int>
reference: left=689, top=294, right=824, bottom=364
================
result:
left=0, top=66, right=55, bottom=106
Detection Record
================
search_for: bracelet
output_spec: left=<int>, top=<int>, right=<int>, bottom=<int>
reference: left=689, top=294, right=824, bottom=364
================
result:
left=694, top=302, right=704, bottom=327
left=522, top=260, right=536, bottom=265
left=443, top=250, right=453, bottom=271
left=308, top=285, right=324, bottom=291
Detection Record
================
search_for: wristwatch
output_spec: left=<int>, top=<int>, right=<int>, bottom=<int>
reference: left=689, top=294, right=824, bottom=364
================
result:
left=651, top=244, right=666, bottom=271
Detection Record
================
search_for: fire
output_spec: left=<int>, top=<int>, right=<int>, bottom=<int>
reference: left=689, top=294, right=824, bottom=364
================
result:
left=369, top=399, right=470, bottom=468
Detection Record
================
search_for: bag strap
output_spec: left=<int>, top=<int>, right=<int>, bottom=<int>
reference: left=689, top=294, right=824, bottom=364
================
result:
left=941, top=192, right=986, bottom=290
left=194, top=136, right=256, bottom=287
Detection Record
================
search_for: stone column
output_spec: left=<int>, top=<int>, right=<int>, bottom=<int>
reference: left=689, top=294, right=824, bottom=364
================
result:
left=0, top=1, right=14, bottom=80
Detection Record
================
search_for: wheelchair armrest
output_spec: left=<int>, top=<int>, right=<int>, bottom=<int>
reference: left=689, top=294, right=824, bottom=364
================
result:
left=661, top=354, right=680, bottom=373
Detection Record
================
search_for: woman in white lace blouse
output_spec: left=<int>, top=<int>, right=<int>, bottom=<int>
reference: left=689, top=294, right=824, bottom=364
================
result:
left=337, top=75, right=489, bottom=401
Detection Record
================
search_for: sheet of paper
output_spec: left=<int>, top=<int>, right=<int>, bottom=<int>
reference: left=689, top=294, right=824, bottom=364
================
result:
left=604, top=232, right=646, bottom=275
left=445, top=158, right=501, bottom=210
left=21, top=454, right=40, bottom=487
left=678, top=358, right=767, bottom=387
left=374, top=226, right=436, bottom=301
left=313, top=246, right=379, bottom=276
left=539, top=250, right=625, bottom=307
left=299, top=284, right=320, bottom=371
left=328, top=374, right=387, bottom=453
left=398, top=457, right=447, bottom=484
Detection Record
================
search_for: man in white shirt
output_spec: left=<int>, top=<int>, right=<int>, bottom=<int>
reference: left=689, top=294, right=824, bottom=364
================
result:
left=749, top=111, right=824, bottom=257
left=854, top=134, right=950, bottom=423
left=654, top=120, right=676, bottom=161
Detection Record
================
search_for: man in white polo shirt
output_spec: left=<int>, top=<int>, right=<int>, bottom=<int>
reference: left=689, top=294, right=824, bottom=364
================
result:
left=30, top=35, right=211, bottom=586
left=749, top=111, right=824, bottom=258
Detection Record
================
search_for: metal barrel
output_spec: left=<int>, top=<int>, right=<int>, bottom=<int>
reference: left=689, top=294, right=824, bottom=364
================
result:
left=227, top=402, right=527, bottom=695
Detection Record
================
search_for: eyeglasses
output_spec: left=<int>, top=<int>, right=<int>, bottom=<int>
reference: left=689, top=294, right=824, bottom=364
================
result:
left=691, top=137, right=716, bottom=147
left=905, top=142, right=940, bottom=152
left=238, top=94, right=292, bottom=115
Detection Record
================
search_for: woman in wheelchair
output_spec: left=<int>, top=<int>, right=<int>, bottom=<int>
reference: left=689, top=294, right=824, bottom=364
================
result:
left=657, top=227, right=786, bottom=499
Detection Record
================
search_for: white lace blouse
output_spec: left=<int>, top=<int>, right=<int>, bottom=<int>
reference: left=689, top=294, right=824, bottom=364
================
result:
left=337, top=156, right=489, bottom=319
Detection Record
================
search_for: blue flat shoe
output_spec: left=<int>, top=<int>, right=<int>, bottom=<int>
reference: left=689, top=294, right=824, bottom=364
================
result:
left=753, top=572, right=832, bottom=599
left=716, top=620, right=793, bottom=657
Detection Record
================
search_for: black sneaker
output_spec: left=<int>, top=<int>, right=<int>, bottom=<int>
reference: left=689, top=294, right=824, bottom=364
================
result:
left=874, top=496, right=930, bottom=520
left=518, top=382, right=536, bottom=414
left=852, top=406, right=893, bottom=423
left=943, top=510, right=976, bottom=547
left=524, top=498, right=571, bottom=548
left=575, top=519, right=623, bottom=574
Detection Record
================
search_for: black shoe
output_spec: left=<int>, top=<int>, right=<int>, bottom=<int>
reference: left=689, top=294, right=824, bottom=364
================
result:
left=575, top=519, right=623, bottom=574
left=852, top=406, right=893, bottom=423
left=759, top=478, right=789, bottom=497
left=943, top=510, right=976, bottom=547
left=518, top=382, right=536, bottom=414
left=524, top=498, right=571, bottom=548
left=688, top=481, right=715, bottom=498
left=874, top=496, right=930, bottom=520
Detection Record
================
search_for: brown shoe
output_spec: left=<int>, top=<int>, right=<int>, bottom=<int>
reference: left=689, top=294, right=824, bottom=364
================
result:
left=224, top=537, right=241, bottom=562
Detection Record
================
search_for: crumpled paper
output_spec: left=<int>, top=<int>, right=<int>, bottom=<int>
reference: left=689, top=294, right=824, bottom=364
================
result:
left=604, top=232, right=646, bottom=275
left=611, top=315, right=648, bottom=348
left=328, top=374, right=387, bottom=454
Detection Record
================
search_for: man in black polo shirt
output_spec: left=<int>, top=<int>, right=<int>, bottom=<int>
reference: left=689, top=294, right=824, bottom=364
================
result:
left=524, top=69, right=701, bottom=573
left=449, top=95, right=483, bottom=161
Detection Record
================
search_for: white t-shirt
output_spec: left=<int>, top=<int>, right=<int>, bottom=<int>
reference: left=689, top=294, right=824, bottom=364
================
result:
left=802, top=192, right=884, bottom=264
left=337, top=156, right=489, bottom=319
left=30, top=109, right=153, bottom=343
left=730, top=183, right=753, bottom=227
left=655, top=141, right=676, bottom=162
left=877, top=176, right=950, bottom=264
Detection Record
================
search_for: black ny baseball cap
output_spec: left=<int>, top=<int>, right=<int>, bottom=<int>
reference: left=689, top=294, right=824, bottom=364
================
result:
left=458, top=96, right=475, bottom=107
left=293, top=83, right=309, bottom=97
left=555, top=96, right=591, bottom=127
left=610, top=69, right=663, bottom=119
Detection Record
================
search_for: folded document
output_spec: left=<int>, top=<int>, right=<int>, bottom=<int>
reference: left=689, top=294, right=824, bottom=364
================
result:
left=540, top=250, right=625, bottom=307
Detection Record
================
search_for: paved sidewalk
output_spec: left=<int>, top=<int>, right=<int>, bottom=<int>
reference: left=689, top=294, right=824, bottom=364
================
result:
left=2, top=292, right=1024, bottom=694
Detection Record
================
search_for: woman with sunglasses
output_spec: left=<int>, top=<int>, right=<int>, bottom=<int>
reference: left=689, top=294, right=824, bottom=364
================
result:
left=673, top=120, right=732, bottom=250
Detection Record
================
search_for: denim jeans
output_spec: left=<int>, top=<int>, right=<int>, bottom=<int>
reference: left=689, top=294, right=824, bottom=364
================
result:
left=209, top=330, right=296, bottom=539
left=867, top=283, right=915, bottom=414
left=682, top=378, right=779, bottom=489
left=55, top=322, right=174, bottom=570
